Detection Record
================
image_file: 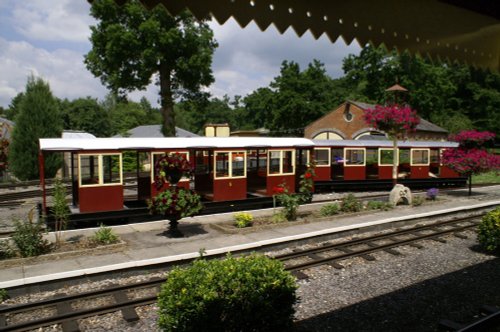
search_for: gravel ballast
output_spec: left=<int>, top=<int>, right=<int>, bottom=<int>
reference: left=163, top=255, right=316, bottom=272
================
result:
left=2, top=229, right=499, bottom=332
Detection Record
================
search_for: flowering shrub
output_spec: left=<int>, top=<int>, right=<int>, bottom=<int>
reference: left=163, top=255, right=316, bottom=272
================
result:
left=149, top=187, right=202, bottom=218
left=364, top=104, right=420, bottom=136
left=273, top=183, right=300, bottom=221
left=451, top=130, right=495, bottom=148
left=154, top=153, right=193, bottom=188
left=234, top=212, right=253, bottom=228
left=298, top=163, right=316, bottom=203
left=426, top=188, right=439, bottom=200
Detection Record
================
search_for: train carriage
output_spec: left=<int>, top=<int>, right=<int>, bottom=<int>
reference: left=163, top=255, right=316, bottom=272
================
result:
left=38, top=137, right=314, bottom=214
left=38, top=137, right=465, bottom=223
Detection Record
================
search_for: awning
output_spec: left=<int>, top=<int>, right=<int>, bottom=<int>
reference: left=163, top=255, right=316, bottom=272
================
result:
left=97, top=0, right=500, bottom=71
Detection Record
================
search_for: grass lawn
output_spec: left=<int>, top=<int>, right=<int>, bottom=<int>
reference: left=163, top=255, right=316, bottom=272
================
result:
left=472, top=171, right=500, bottom=184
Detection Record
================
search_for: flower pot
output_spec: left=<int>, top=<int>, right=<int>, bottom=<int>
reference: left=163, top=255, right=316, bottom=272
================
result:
left=166, top=169, right=183, bottom=185
left=164, top=214, right=183, bottom=238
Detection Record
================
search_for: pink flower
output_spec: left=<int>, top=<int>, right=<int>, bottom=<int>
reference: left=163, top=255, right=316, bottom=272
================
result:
left=364, top=104, right=420, bottom=136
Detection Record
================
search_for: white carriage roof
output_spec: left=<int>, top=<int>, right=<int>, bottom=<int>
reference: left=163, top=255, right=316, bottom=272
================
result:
left=39, top=137, right=315, bottom=151
left=312, top=139, right=459, bottom=148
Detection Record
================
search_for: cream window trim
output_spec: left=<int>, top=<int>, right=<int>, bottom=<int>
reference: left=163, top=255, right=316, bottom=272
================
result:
left=78, top=153, right=123, bottom=188
left=411, top=148, right=430, bottom=166
left=378, top=148, right=399, bottom=166
left=267, top=149, right=296, bottom=176
left=213, top=150, right=247, bottom=180
left=313, top=148, right=331, bottom=167
left=344, top=148, right=366, bottom=167
left=150, top=151, right=190, bottom=183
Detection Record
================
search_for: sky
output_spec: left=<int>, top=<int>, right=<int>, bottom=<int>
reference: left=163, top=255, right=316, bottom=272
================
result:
left=0, top=0, right=361, bottom=109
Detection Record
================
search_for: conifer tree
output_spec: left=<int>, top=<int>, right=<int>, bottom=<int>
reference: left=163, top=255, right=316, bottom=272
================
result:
left=9, top=76, right=62, bottom=180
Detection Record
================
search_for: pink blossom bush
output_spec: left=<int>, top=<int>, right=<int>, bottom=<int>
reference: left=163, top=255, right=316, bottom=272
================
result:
left=450, top=130, right=496, bottom=148
left=442, top=148, right=500, bottom=176
left=364, top=104, right=420, bottom=136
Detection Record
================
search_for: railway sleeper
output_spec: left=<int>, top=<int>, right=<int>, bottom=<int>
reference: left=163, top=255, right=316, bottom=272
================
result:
left=113, top=291, right=140, bottom=322
left=56, top=302, right=80, bottom=332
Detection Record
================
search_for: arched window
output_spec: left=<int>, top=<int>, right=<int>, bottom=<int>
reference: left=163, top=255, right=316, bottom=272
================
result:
left=313, top=131, right=343, bottom=140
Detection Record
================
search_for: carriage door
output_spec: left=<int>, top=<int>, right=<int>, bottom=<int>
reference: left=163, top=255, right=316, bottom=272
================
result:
left=331, top=148, right=344, bottom=180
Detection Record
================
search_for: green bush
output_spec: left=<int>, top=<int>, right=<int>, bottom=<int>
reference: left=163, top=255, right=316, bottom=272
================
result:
left=0, top=240, right=15, bottom=260
left=12, top=218, right=50, bottom=257
left=366, top=200, right=393, bottom=211
left=340, top=194, right=363, bottom=213
left=320, top=203, right=340, bottom=216
left=234, top=212, right=253, bottom=228
left=0, top=289, right=8, bottom=303
left=157, top=254, right=297, bottom=332
left=276, top=193, right=300, bottom=221
left=412, top=196, right=425, bottom=206
left=91, top=224, right=119, bottom=245
left=477, top=208, right=500, bottom=252
left=271, top=212, right=287, bottom=224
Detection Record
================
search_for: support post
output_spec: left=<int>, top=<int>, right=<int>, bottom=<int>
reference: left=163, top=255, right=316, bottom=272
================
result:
left=38, top=151, right=47, bottom=214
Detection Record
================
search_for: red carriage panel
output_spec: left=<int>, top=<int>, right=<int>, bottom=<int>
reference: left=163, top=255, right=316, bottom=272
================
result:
left=440, top=166, right=459, bottom=178
left=344, top=166, right=366, bottom=180
left=79, top=185, right=123, bottom=212
left=314, top=166, right=331, bottom=181
left=410, top=166, right=430, bottom=179
left=213, top=178, right=247, bottom=201
left=378, top=166, right=392, bottom=179
left=267, top=174, right=296, bottom=195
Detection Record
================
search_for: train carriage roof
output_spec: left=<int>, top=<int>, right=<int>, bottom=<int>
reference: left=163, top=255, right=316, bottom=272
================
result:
left=312, top=139, right=459, bottom=148
left=39, top=137, right=315, bottom=152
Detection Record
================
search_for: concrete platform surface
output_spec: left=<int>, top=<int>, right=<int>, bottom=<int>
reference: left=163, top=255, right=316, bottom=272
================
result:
left=1, top=186, right=499, bottom=289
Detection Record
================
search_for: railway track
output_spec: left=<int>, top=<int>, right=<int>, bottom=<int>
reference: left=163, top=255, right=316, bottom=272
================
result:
left=0, top=214, right=484, bottom=332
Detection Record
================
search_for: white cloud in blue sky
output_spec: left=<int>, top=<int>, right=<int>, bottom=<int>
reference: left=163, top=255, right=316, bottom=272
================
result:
left=0, top=0, right=361, bottom=108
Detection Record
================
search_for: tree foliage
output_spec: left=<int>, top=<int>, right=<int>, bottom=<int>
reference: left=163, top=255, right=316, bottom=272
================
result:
left=85, top=0, right=217, bottom=136
left=61, top=97, right=111, bottom=137
left=9, top=76, right=62, bottom=180
left=442, top=130, right=500, bottom=195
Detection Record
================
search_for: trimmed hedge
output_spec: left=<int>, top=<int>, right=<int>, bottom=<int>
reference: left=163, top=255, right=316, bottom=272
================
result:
left=157, top=254, right=297, bottom=331
left=477, top=207, right=500, bottom=252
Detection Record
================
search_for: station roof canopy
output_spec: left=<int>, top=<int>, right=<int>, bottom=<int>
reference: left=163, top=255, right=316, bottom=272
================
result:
left=95, top=0, right=500, bottom=71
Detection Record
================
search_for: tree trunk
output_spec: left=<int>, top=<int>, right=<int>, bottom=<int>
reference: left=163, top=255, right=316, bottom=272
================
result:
left=159, top=62, right=176, bottom=137
left=468, top=174, right=472, bottom=197
left=392, top=137, right=398, bottom=186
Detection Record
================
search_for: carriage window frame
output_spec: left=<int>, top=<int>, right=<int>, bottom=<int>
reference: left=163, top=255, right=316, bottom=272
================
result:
left=379, top=148, right=398, bottom=166
left=267, top=149, right=295, bottom=176
left=151, top=151, right=190, bottom=183
left=411, top=148, right=430, bottom=166
left=214, top=150, right=247, bottom=179
left=78, top=153, right=123, bottom=187
left=344, top=148, right=366, bottom=166
left=313, top=148, right=330, bottom=167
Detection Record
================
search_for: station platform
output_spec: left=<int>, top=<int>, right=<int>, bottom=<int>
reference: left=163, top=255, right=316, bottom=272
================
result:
left=1, top=186, right=499, bottom=290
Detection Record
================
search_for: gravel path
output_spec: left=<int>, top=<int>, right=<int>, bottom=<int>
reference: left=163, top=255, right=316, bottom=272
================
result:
left=3, top=228, right=499, bottom=332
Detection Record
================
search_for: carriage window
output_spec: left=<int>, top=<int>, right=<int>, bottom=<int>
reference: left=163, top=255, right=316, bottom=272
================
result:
left=214, top=151, right=246, bottom=178
left=366, top=149, right=378, bottom=165
left=430, top=149, right=440, bottom=163
left=379, top=149, right=396, bottom=165
left=314, top=148, right=330, bottom=166
left=80, top=155, right=99, bottom=185
left=268, top=150, right=295, bottom=175
left=345, top=149, right=365, bottom=166
left=79, top=153, right=122, bottom=186
left=411, top=149, right=429, bottom=165
left=232, top=152, right=245, bottom=176
left=399, top=149, right=411, bottom=164
left=295, top=149, right=310, bottom=167
left=331, top=148, right=344, bottom=164
left=215, top=152, right=229, bottom=178
left=269, top=151, right=281, bottom=174
left=102, top=155, right=121, bottom=184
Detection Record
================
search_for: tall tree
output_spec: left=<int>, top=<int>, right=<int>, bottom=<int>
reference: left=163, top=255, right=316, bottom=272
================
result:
left=5, top=92, right=25, bottom=121
left=9, top=76, right=62, bottom=180
left=63, top=97, right=111, bottom=137
left=85, top=0, right=217, bottom=136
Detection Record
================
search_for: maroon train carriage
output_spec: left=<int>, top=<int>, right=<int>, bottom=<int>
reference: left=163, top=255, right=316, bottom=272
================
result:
left=311, top=139, right=463, bottom=191
left=38, top=137, right=314, bottom=215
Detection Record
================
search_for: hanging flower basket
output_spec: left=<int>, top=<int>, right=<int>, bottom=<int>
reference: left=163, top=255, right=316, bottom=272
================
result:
left=154, top=153, right=193, bottom=187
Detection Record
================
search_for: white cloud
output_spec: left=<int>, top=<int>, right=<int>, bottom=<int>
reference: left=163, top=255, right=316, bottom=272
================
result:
left=0, top=37, right=108, bottom=107
left=11, top=0, right=94, bottom=43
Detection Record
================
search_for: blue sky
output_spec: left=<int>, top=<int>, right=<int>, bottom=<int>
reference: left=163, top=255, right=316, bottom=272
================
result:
left=0, top=0, right=361, bottom=108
